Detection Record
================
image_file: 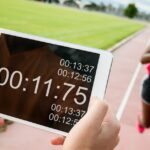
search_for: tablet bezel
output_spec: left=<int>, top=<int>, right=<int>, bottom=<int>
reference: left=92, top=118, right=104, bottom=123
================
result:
left=0, top=28, right=113, bottom=136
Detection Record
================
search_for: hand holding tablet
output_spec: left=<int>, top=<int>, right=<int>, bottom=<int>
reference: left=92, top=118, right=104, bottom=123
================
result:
left=52, top=98, right=120, bottom=150
left=0, top=29, right=113, bottom=136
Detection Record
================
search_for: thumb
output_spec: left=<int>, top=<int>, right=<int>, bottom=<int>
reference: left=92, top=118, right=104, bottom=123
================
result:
left=77, top=98, right=108, bottom=131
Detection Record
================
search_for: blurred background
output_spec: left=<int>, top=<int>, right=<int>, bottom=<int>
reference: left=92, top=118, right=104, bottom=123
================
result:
left=0, top=0, right=148, bottom=49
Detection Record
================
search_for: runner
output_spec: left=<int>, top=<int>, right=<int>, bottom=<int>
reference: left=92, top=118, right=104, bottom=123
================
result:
left=137, top=41, right=150, bottom=133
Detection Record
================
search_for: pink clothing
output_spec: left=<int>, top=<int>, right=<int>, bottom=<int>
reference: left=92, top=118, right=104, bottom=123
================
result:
left=146, top=64, right=150, bottom=75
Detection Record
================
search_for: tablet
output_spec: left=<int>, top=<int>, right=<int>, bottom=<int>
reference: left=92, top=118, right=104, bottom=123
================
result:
left=0, top=29, right=113, bottom=136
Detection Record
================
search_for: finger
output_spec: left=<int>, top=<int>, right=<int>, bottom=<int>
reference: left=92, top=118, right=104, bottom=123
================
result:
left=99, top=111, right=120, bottom=143
left=50, top=136, right=65, bottom=145
left=0, top=118, right=5, bottom=127
left=102, top=106, right=120, bottom=135
left=115, top=136, right=120, bottom=146
left=88, top=97, right=104, bottom=110
left=87, top=96, right=95, bottom=110
left=79, top=98, right=108, bottom=131
left=111, top=136, right=120, bottom=149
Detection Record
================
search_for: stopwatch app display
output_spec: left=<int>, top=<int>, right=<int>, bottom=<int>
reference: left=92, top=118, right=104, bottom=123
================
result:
left=0, top=34, right=99, bottom=132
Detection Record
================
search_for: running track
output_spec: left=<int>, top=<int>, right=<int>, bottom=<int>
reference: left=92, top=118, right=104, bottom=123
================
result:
left=106, top=26, right=150, bottom=150
left=0, top=27, right=150, bottom=150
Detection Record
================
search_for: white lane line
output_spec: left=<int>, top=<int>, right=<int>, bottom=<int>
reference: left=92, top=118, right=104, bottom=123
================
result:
left=116, top=63, right=142, bottom=120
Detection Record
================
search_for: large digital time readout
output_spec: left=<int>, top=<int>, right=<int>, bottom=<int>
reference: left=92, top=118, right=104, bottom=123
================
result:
left=0, top=33, right=99, bottom=132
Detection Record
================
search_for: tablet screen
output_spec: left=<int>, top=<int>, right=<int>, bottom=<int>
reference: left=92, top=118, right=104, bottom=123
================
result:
left=0, top=33, right=99, bottom=132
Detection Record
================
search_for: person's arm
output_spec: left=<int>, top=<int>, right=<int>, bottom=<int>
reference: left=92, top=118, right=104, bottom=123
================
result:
left=141, top=42, right=150, bottom=64
left=51, top=98, right=120, bottom=150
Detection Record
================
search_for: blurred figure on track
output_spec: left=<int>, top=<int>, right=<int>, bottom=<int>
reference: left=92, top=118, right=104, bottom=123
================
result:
left=137, top=41, right=150, bottom=133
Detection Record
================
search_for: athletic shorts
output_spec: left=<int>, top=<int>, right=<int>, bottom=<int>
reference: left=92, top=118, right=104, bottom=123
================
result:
left=141, top=75, right=150, bottom=104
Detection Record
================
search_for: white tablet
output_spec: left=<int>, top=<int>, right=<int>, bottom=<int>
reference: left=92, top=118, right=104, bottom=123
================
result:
left=0, top=29, right=113, bottom=136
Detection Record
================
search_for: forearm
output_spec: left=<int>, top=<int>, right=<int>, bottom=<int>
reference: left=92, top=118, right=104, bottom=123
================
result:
left=141, top=54, right=150, bottom=64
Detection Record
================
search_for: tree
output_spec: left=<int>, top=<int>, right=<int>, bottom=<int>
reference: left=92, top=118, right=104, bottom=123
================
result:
left=124, top=3, right=138, bottom=18
left=64, top=0, right=78, bottom=8
left=84, top=2, right=100, bottom=11
left=52, top=0, right=59, bottom=4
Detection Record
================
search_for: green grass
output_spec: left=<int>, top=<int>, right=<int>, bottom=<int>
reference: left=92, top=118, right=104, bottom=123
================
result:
left=0, top=0, right=145, bottom=49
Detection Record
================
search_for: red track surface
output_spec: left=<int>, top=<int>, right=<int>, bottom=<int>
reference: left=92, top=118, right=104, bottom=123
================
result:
left=1, top=27, right=150, bottom=150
